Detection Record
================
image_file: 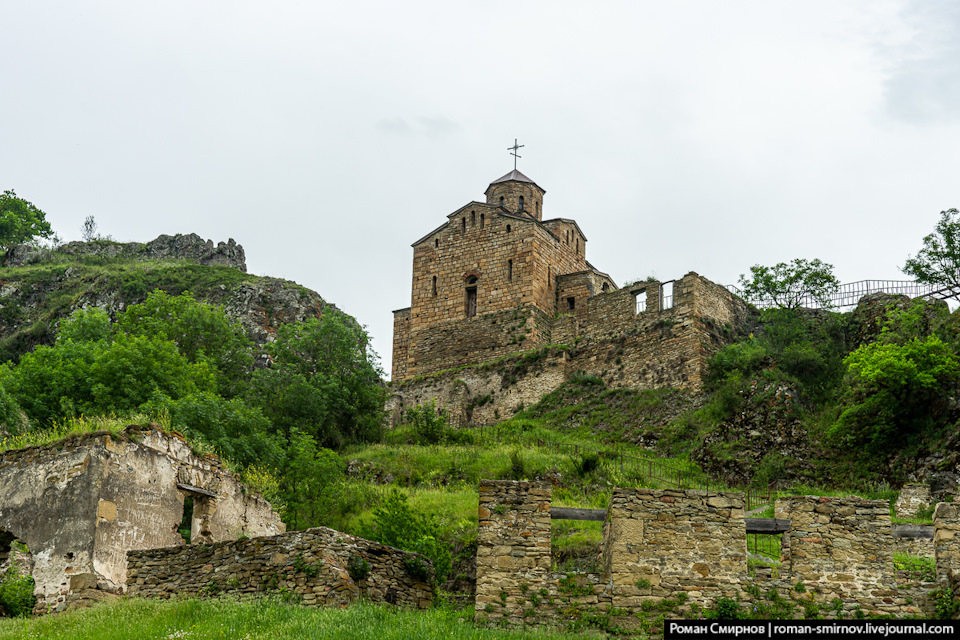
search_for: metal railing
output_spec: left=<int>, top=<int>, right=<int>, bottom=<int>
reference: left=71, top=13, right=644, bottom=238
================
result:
left=726, top=279, right=959, bottom=311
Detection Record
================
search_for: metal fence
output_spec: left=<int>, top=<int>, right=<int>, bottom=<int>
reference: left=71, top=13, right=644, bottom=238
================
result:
left=726, top=279, right=958, bottom=311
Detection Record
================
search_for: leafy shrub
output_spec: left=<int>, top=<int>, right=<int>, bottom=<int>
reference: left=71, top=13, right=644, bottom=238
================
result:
left=370, top=489, right=451, bottom=583
left=347, top=555, right=370, bottom=582
left=934, top=587, right=960, bottom=620
left=706, top=597, right=743, bottom=619
left=508, top=448, right=526, bottom=480
left=406, top=401, right=450, bottom=445
left=0, top=564, right=35, bottom=617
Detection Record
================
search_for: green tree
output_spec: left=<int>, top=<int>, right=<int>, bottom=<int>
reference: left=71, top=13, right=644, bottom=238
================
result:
left=8, top=309, right=215, bottom=424
left=0, top=190, right=54, bottom=254
left=903, top=208, right=960, bottom=298
left=117, top=290, right=253, bottom=396
left=279, top=430, right=344, bottom=530
left=834, top=335, right=960, bottom=451
left=738, top=258, right=839, bottom=309
left=141, top=391, right=283, bottom=469
left=248, top=311, right=385, bottom=448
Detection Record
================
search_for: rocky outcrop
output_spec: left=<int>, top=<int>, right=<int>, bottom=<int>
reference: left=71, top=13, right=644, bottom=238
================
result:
left=0, top=236, right=338, bottom=366
left=5, top=234, right=247, bottom=271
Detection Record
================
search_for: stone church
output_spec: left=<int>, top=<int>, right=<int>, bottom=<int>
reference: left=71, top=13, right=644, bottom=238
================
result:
left=392, top=168, right=616, bottom=381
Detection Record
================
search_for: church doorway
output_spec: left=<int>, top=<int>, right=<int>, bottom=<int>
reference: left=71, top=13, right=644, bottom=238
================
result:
left=465, top=276, right=478, bottom=317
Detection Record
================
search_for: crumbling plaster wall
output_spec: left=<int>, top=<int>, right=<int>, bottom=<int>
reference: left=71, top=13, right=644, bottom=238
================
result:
left=0, top=426, right=284, bottom=613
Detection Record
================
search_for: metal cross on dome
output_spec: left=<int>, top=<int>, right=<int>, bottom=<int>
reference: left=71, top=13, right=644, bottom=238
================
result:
left=508, top=139, right=524, bottom=170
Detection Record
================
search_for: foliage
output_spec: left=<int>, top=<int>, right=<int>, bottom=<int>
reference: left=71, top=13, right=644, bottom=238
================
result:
left=8, top=327, right=215, bottom=425
left=833, top=335, right=960, bottom=451
left=117, top=290, right=254, bottom=397
left=738, top=258, right=839, bottom=309
left=0, top=190, right=53, bottom=254
left=903, top=208, right=960, bottom=298
left=142, top=391, right=282, bottom=469
left=934, top=587, right=960, bottom=620
left=406, top=400, right=450, bottom=445
left=0, top=563, right=35, bottom=618
left=347, top=555, right=370, bottom=582
left=706, top=597, right=744, bottom=619
left=369, top=489, right=451, bottom=583
left=248, top=311, right=385, bottom=449
left=279, top=431, right=345, bottom=531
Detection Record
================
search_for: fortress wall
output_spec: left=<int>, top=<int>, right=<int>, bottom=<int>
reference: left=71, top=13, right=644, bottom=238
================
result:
left=127, top=526, right=433, bottom=610
left=404, top=305, right=553, bottom=379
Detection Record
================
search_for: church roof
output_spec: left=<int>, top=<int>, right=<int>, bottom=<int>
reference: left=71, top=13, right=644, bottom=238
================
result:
left=490, top=169, right=535, bottom=185
left=486, top=169, right=545, bottom=193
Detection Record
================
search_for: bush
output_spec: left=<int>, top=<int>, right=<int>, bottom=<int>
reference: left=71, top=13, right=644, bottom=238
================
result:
left=0, top=564, right=35, bottom=617
left=406, top=401, right=450, bottom=445
left=370, top=489, right=451, bottom=583
left=707, top=597, right=743, bottom=620
left=347, top=554, right=370, bottom=582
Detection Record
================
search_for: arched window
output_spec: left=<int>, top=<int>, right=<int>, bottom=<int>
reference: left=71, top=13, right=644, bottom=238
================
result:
left=462, top=218, right=466, bottom=233
left=576, top=238, right=579, bottom=253
left=548, top=265, right=551, bottom=287
left=499, top=196, right=504, bottom=207
left=471, top=211, right=476, bottom=226
left=518, top=195, right=524, bottom=211
left=601, top=282, right=610, bottom=292
left=435, top=238, right=439, bottom=248
left=507, top=259, right=513, bottom=282
left=480, top=213, right=485, bottom=229
left=432, top=275, right=437, bottom=297
left=506, top=225, right=511, bottom=233
left=536, top=201, right=540, bottom=216
left=465, top=276, right=478, bottom=318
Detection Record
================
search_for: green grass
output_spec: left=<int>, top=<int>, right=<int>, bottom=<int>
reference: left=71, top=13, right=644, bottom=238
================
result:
left=892, top=553, right=936, bottom=581
left=0, top=596, right=584, bottom=640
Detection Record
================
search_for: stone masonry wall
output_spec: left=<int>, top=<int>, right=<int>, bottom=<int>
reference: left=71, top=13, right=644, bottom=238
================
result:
left=390, top=272, right=749, bottom=427
left=604, top=489, right=746, bottom=609
left=475, top=482, right=958, bottom=631
left=896, top=484, right=933, bottom=519
left=127, top=526, right=433, bottom=610
left=774, top=496, right=900, bottom=616
left=476, top=480, right=554, bottom=626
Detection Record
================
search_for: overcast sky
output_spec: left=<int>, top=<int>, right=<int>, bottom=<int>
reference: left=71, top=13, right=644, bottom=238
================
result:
left=3, top=1, right=958, bottom=377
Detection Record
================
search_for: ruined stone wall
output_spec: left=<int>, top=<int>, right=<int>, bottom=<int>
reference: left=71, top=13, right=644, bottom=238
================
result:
left=604, top=489, right=746, bottom=609
left=0, top=426, right=283, bottom=613
left=475, top=480, right=555, bottom=626
left=475, top=482, right=956, bottom=631
left=935, top=502, right=960, bottom=598
left=774, top=496, right=900, bottom=616
left=127, top=527, right=433, bottom=610
left=896, top=484, right=933, bottom=518
left=386, top=347, right=570, bottom=428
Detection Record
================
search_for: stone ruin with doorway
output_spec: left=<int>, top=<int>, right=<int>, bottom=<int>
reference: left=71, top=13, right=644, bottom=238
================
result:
left=0, top=425, right=284, bottom=613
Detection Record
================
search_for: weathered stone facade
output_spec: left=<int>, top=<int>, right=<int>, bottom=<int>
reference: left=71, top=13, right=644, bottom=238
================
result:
left=388, top=272, right=750, bottom=427
left=0, top=426, right=283, bottom=613
left=475, top=481, right=958, bottom=631
left=127, top=526, right=433, bottom=610
left=392, top=169, right=616, bottom=381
